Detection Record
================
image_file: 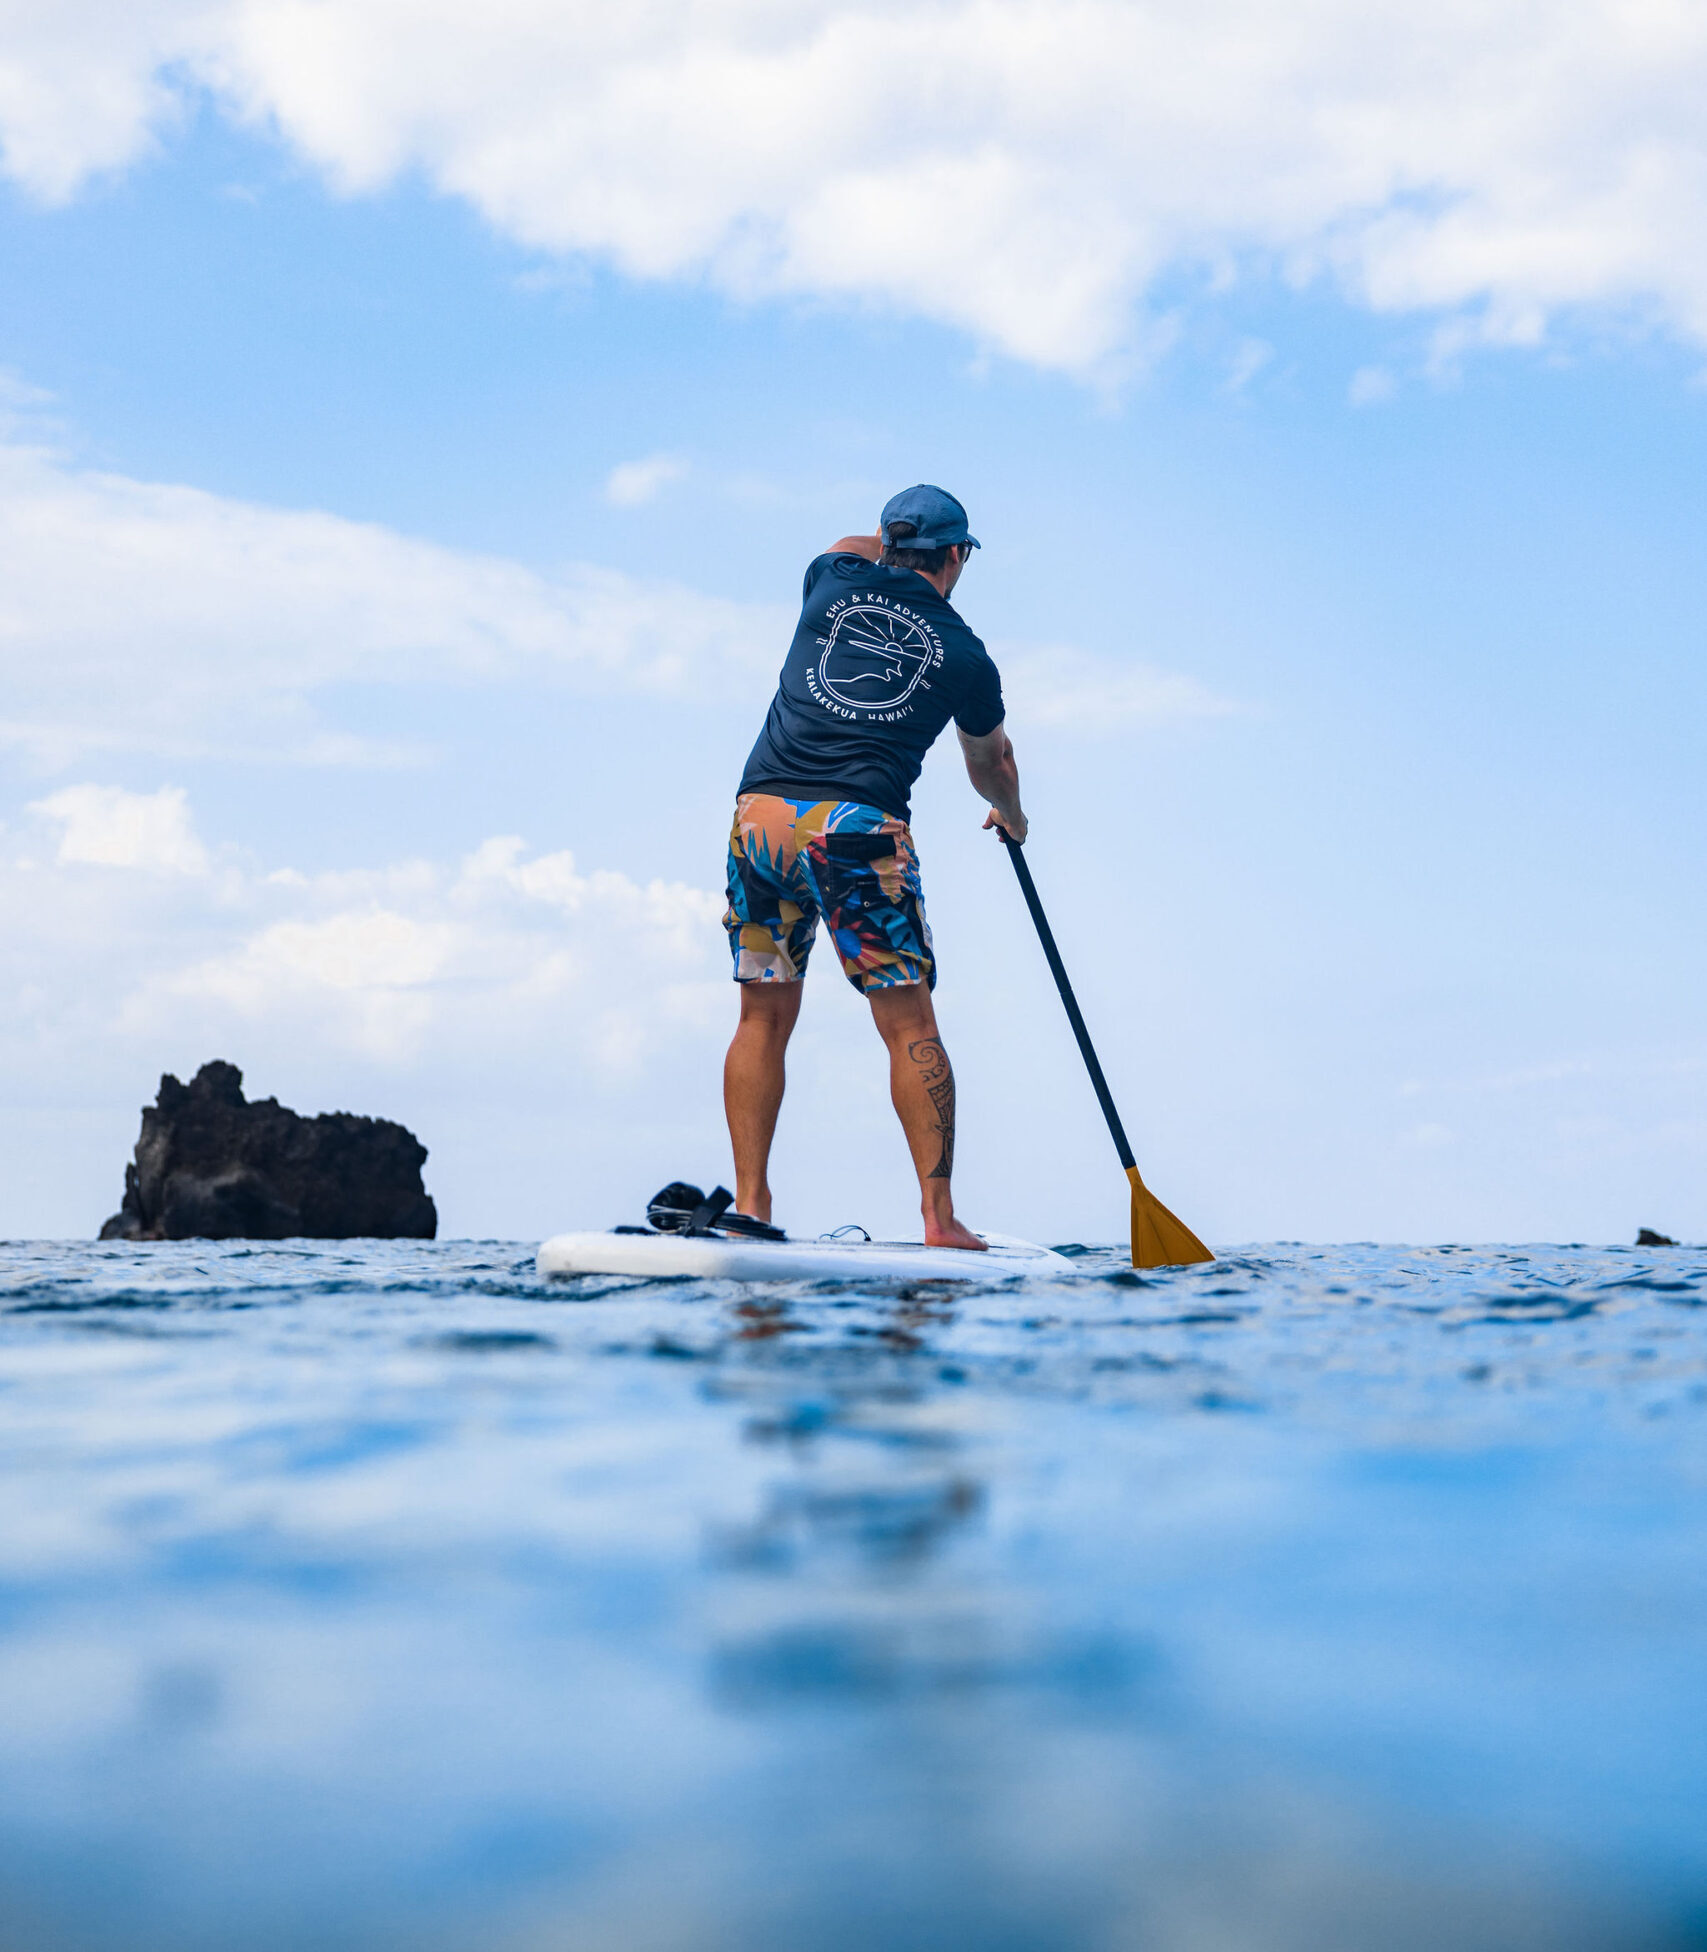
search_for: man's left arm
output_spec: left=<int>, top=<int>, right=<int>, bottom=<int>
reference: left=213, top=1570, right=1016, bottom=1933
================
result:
left=958, top=723, right=1027, bottom=842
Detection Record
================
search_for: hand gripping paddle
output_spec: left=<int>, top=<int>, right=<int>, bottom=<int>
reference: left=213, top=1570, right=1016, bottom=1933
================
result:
left=998, top=829, right=1213, bottom=1269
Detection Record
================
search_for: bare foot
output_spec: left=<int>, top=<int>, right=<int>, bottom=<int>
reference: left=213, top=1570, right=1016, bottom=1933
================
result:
left=923, top=1215, right=987, bottom=1251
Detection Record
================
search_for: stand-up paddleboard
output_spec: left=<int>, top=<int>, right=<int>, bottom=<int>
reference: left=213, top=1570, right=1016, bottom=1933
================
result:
left=538, top=1184, right=1073, bottom=1283
left=537, top=1227, right=1074, bottom=1284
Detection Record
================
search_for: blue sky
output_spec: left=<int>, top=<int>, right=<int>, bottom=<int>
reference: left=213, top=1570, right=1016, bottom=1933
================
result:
left=2, top=5, right=1703, bottom=1245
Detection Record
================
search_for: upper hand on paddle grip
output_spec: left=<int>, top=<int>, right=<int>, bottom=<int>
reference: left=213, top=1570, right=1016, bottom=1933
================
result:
left=958, top=722, right=1027, bottom=843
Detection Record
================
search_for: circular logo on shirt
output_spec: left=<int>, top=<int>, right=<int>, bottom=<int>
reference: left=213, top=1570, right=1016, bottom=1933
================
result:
left=818, top=603, right=937, bottom=715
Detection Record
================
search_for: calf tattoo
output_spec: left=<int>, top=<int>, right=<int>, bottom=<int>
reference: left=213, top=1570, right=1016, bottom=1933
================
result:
left=907, top=1038, right=957, bottom=1180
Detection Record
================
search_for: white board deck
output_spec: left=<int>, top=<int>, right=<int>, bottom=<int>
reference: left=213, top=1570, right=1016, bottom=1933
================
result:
left=536, top=1229, right=1075, bottom=1284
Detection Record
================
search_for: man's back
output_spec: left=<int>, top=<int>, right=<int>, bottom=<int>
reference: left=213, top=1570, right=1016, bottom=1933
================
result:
left=739, top=550, right=1005, bottom=822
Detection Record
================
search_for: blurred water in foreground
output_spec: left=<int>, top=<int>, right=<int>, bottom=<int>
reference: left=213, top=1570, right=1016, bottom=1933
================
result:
left=2, top=1239, right=1705, bottom=1951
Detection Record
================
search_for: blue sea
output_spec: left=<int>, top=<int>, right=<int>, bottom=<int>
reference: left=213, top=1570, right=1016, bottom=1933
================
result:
left=2, top=1239, right=1705, bottom=1951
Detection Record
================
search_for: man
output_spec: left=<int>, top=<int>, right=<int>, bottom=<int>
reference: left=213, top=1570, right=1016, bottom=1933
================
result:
left=722, top=484, right=1026, bottom=1249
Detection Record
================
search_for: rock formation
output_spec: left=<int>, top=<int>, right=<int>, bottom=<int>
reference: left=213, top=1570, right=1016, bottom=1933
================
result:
left=100, top=1061, right=437, bottom=1241
left=1636, top=1228, right=1679, bottom=1247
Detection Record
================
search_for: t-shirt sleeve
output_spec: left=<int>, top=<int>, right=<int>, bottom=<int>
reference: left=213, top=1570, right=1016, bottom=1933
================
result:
left=952, top=642, right=1006, bottom=739
left=800, top=554, right=834, bottom=603
left=801, top=552, right=880, bottom=602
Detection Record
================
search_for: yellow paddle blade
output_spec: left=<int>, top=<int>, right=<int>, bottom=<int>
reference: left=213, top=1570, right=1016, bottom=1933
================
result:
left=1128, top=1165, right=1214, bottom=1269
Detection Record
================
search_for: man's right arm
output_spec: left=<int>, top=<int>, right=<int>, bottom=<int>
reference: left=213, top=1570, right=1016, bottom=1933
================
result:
left=957, top=723, right=1027, bottom=842
left=829, top=531, right=883, bottom=562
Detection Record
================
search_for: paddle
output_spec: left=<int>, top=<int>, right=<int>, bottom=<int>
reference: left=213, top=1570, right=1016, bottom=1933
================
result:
left=997, top=829, right=1214, bottom=1269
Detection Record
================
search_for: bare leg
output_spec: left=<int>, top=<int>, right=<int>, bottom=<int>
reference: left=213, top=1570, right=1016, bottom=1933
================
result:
left=723, top=981, right=803, bottom=1223
left=866, top=985, right=986, bottom=1251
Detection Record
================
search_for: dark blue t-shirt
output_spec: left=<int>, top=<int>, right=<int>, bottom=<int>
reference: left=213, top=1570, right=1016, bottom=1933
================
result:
left=739, top=553, right=1006, bottom=821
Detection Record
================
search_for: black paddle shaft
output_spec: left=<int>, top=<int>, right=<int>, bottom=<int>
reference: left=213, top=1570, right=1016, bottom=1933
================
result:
left=998, top=831, right=1137, bottom=1174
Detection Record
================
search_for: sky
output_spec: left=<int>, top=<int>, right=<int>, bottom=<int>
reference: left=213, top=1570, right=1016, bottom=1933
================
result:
left=1, top=0, right=1703, bottom=1246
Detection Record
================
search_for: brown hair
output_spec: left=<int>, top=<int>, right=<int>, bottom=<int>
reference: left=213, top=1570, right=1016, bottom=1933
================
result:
left=879, top=521, right=958, bottom=573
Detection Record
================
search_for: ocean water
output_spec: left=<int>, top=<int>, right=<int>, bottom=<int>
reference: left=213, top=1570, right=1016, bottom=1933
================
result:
left=2, top=1239, right=1705, bottom=1952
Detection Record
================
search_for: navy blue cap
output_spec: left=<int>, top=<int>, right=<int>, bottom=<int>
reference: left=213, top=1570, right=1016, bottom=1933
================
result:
left=879, top=484, right=980, bottom=551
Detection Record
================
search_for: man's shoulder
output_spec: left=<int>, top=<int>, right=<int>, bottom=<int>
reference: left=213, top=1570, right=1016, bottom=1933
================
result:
left=800, top=551, right=878, bottom=600
left=934, top=598, right=991, bottom=659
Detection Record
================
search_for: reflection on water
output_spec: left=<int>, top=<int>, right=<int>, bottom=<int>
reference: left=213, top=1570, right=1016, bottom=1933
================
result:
left=1, top=1240, right=1706, bottom=1949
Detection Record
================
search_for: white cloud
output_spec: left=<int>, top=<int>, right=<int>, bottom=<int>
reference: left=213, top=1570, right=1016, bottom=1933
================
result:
left=0, top=429, right=1218, bottom=767
left=141, top=835, right=727, bottom=1066
left=30, top=783, right=209, bottom=874
left=172, top=910, right=459, bottom=1060
left=1348, top=365, right=1396, bottom=407
left=604, top=454, right=690, bottom=508
left=0, top=2, right=194, bottom=200
left=1, top=792, right=726, bottom=1078
left=7, top=3, right=1707, bottom=373
left=0, top=434, right=785, bottom=767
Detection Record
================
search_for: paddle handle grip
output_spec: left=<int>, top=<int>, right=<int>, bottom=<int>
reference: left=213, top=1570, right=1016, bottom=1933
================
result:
left=998, top=830, right=1137, bottom=1174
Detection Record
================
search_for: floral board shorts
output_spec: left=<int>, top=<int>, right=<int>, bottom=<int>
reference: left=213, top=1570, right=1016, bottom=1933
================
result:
left=724, top=793, right=935, bottom=991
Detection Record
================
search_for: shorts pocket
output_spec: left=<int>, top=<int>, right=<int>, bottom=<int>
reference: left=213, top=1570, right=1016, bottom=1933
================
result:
left=819, top=830, right=897, bottom=864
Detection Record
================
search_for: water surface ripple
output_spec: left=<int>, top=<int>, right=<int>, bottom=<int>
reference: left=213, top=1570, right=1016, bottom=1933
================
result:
left=2, top=1240, right=1705, bottom=1950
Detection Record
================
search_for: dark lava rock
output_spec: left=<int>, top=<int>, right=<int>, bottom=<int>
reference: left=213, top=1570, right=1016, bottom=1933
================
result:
left=1637, top=1228, right=1679, bottom=1247
left=100, top=1061, right=436, bottom=1242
